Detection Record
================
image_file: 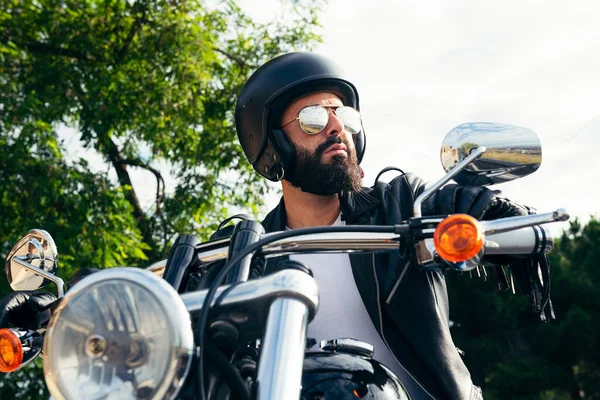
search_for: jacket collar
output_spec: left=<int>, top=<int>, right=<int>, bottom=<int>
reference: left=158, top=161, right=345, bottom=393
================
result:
left=261, top=188, right=380, bottom=232
left=261, top=197, right=288, bottom=233
left=339, top=187, right=380, bottom=223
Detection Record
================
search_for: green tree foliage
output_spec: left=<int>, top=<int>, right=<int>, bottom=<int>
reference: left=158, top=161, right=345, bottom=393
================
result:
left=448, top=218, right=600, bottom=399
left=0, top=0, right=324, bottom=397
left=1, top=0, right=325, bottom=260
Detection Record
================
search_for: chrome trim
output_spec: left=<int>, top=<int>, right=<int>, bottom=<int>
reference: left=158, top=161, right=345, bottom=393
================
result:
left=146, top=259, right=167, bottom=278
left=187, top=233, right=402, bottom=264
left=262, top=232, right=400, bottom=256
left=484, top=225, right=555, bottom=255
left=180, top=270, right=319, bottom=320
left=43, top=268, right=193, bottom=400
left=441, top=123, right=542, bottom=186
left=420, top=218, right=445, bottom=224
left=554, top=208, right=570, bottom=221
left=197, top=247, right=230, bottom=263
left=415, top=238, right=436, bottom=265
left=535, top=225, right=555, bottom=254
left=414, top=146, right=487, bottom=218
left=196, top=238, right=230, bottom=263
left=480, top=209, right=569, bottom=235
left=320, top=338, right=374, bottom=358
left=256, top=298, right=309, bottom=400
left=181, top=270, right=319, bottom=400
left=12, top=257, right=66, bottom=298
left=6, top=229, right=61, bottom=293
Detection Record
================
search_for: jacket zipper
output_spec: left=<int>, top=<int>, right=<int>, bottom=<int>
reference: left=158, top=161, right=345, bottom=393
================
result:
left=372, top=254, right=435, bottom=399
left=385, top=259, right=411, bottom=305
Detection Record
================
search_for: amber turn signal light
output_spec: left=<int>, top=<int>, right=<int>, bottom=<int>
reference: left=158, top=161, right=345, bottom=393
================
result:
left=434, top=214, right=484, bottom=263
left=0, top=328, right=23, bottom=373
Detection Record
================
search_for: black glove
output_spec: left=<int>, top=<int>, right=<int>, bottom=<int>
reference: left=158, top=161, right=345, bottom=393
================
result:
left=427, top=185, right=556, bottom=321
left=0, top=291, right=57, bottom=329
left=0, top=268, right=101, bottom=330
left=423, top=184, right=531, bottom=220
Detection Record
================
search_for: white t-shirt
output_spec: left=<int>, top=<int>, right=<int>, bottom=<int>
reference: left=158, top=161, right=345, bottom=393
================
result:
left=288, top=214, right=430, bottom=398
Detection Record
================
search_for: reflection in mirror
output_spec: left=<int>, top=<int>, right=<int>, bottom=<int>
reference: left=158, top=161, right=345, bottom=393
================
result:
left=441, top=122, right=542, bottom=186
left=5, top=230, right=58, bottom=291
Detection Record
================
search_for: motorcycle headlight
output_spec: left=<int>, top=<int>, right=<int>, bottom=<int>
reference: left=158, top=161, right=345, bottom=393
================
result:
left=43, top=268, right=193, bottom=400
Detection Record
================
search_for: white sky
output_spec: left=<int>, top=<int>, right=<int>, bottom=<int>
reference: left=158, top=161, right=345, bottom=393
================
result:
left=61, top=0, right=600, bottom=237
left=250, top=0, right=600, bottom=235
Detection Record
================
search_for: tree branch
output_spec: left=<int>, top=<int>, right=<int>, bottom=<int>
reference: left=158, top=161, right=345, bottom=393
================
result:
left=119, top=158, right=166, bottom=209
left=213, top=47, right=258, bottom=69
left=106, top=142, right=146, bottom=222
left=119, top=157, right=168, bottom=250
left=114, top=2, right=148, bottom=64
left=104, top=141, right=163, bottom=258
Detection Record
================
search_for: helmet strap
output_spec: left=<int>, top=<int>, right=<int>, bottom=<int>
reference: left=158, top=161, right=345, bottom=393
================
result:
left=271, top=128, right=295, bottom=171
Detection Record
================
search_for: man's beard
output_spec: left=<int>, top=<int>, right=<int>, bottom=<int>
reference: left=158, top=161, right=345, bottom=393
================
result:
left=285, top=136, right=363, bottom=195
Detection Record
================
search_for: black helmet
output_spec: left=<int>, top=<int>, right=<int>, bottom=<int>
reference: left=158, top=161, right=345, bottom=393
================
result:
left=235, top=52, right=366, bottom=181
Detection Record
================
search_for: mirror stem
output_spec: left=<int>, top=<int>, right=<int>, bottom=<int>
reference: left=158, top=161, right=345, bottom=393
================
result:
left=413, top=146, right=487, bottom=217
left=12, top=257, right=66, bottom=297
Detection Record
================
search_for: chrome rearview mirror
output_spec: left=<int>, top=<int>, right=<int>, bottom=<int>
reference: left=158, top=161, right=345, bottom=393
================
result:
left=441, top=122, right=542, bottom=186
left=5, top=230, right=65, bottom=296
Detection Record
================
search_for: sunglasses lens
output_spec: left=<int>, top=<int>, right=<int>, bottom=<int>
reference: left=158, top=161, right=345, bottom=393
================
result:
left=336, top=106, right=362, bottom=135
left=298, top=106, right=329, bottom=134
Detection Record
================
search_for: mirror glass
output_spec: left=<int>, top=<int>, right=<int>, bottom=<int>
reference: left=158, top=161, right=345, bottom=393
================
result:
left=441, top=122, right=542, bottom=185
left=5, top=230, right=58, bottom=291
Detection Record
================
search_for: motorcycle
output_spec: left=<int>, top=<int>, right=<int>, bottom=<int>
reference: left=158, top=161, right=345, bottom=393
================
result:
left=0, top=122, right=568, bottom=399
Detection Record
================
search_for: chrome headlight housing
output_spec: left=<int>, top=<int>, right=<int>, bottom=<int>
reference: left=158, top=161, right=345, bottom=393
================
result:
left=43, top=268, right=193, bottom=400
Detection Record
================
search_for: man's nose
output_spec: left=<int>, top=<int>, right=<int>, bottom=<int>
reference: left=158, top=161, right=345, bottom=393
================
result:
left=324, top=109, right=344, bottom=137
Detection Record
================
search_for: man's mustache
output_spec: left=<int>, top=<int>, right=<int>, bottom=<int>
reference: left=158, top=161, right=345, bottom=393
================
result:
left=315, top=136, right=344, bottom=158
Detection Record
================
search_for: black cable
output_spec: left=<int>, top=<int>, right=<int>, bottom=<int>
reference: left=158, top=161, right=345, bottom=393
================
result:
left=204, top=340, right=251, bottom=400
left=195, top=224, right=399, bottom=400
left=217, top=213, right=254, bottom=231
left=374, top=166, right=406, bottom=184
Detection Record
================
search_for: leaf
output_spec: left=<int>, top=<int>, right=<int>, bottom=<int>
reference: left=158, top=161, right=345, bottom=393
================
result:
left=0, top=1, right=325, bottom=395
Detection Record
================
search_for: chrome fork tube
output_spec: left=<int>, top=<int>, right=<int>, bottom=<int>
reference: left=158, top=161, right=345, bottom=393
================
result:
left=256, top=297, right=309, bottom=400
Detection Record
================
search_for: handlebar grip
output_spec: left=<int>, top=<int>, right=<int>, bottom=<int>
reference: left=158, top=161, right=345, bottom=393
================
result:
left=225, top=220, right=265, bottom=284
left=164, top=234, right=201, bottom=291
left=484, top=225, right=554, bottom=255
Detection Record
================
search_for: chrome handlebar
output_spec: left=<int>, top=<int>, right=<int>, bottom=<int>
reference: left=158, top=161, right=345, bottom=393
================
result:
left=189, top=209, right=566, bottom=267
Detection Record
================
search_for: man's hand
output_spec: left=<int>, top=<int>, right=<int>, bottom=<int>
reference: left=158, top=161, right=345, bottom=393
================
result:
left=0, top=291, right=57, bottom=330
left=427, top=184, right=555, bottom=321
left=423, top=184, right=532, bottom=220
left=0, top=268, right=100, bottom=330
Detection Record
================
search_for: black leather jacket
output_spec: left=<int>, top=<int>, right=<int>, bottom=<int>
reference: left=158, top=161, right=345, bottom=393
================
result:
left=261, top=172, right=482, bottom=400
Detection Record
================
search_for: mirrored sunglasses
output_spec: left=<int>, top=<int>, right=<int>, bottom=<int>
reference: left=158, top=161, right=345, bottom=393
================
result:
left=281, top=105, right=362, bottom=135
